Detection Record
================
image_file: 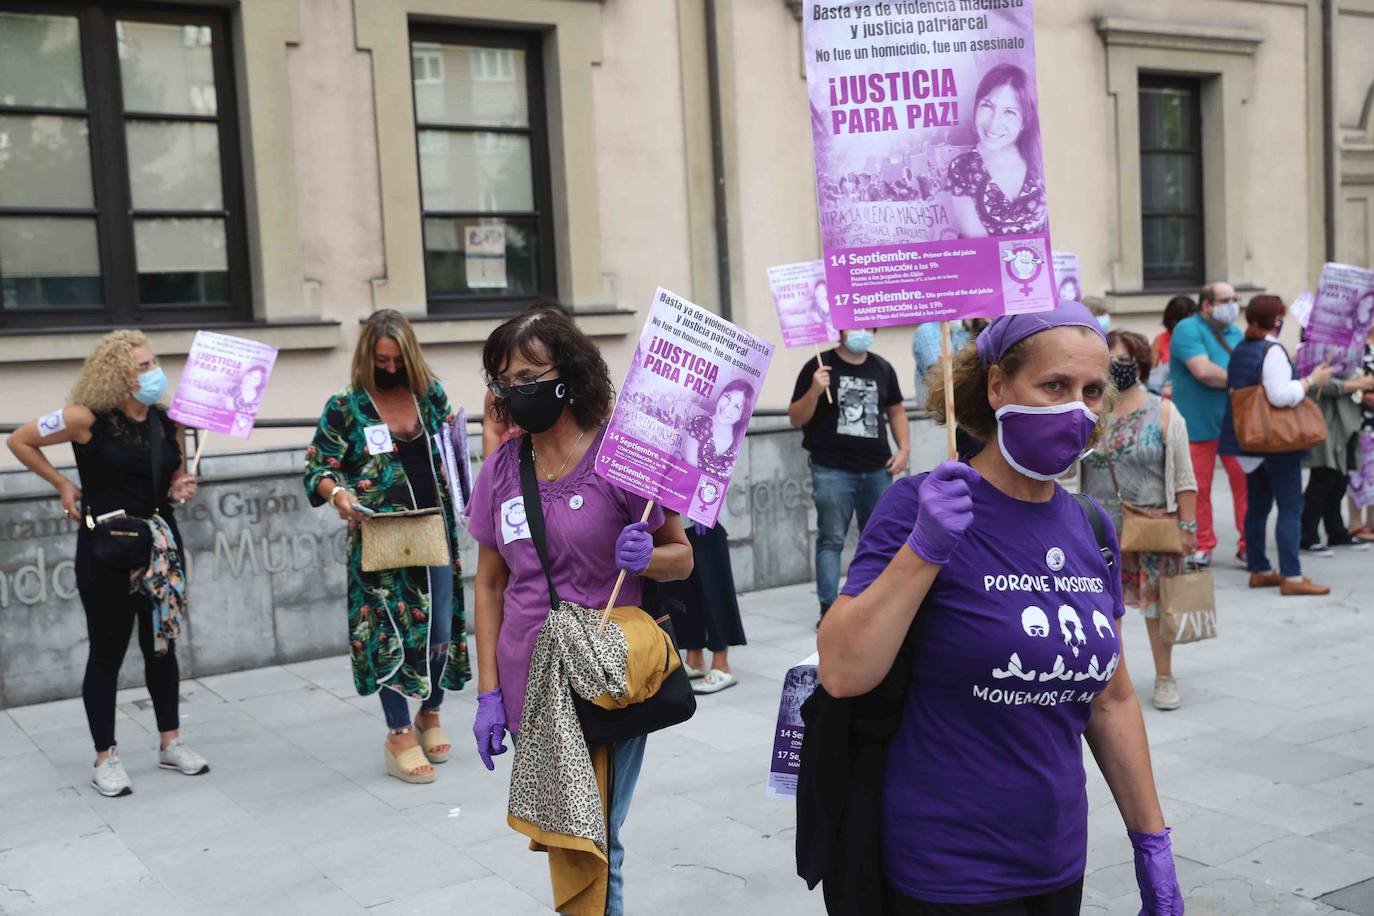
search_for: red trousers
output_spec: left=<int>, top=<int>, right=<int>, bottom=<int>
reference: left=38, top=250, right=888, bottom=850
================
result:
left=1189, top=439, right=1248, bottom=555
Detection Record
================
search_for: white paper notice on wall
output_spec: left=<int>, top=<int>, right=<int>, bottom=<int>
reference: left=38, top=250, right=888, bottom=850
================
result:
left=465, top=225, right=508, bottom=290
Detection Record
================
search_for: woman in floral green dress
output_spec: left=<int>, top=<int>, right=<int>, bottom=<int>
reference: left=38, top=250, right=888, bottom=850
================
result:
left=304, top=310, right=469, bottom=782
left=1081, top=331, right=1198, bottom=712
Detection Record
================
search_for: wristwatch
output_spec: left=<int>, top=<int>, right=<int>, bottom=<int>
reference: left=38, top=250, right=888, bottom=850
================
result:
left=1176, top=519, right=1198, bottom=533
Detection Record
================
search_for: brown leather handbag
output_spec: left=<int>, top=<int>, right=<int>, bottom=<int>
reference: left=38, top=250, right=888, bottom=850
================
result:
left=1230, top=343, right=1328, bottom=453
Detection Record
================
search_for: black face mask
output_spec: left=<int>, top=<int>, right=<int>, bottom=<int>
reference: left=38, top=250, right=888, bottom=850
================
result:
left=374, top=365, right=408, bottom=390
left=507, top=377, right=568, bottom=433
left=1110, top=358, right=1139, bottom=392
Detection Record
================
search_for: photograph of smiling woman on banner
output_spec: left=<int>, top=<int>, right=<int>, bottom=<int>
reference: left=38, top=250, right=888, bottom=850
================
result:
left=948, top=63, right=1047, bottom=240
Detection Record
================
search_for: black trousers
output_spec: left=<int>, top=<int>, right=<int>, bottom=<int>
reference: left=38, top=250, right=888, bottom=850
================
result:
left=76, top=540, right=180, bottom=752
left=1302, top=466, right=1351, bottom=545
left=889, top=878, right=1084, bottom=916
left=660, top=523, right=747, bottom=652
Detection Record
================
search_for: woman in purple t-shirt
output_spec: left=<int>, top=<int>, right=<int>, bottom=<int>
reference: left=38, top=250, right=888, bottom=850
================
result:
left=817, top=301, right=1182, bottom=915
left=466, top=306, right=692, bottom=916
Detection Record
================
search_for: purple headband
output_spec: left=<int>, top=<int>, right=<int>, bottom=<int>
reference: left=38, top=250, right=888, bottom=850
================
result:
left=975, top=300, right=1107, bottom=367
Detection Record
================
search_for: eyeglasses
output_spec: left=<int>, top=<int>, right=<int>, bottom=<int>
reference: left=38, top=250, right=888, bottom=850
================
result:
left=487, top=366, right=557, bottom=399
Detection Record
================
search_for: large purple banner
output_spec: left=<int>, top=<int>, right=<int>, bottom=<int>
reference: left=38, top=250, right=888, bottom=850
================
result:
left=1297, top=263, right=1374, bottom=376
left=595, top=288, right=775, bottom=527
left=1351, top=432, right=1374, bottom=510
left=804, top=1, right=1056, bottom=328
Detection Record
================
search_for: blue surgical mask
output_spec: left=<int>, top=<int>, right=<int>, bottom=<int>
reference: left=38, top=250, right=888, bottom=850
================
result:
left=842, top=330, right=874, bottom=355
left=1211, top=301, right=1240, bottom=326
left=134, top=367, right=167, bottom=405
left=1096, top=315, right=1112, bottom=332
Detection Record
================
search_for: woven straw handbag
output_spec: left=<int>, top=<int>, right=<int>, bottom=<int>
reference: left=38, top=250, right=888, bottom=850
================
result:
left=361, top=508, right=450, bottom=572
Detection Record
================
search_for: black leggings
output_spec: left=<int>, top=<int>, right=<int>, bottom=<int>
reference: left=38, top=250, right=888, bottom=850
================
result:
left=1302, top=466, right=1351, bottom=545
left=77, top=545, right=180, bottom=752
left=889, top=879, right=1084, bottom=916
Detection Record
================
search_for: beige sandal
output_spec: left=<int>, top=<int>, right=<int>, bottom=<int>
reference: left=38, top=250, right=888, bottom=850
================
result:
left=416, top=722, right=452, bottom=764
left=384, top=742, right=435, bottom=784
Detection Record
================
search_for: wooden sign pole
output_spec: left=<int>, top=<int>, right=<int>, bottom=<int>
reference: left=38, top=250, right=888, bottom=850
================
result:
left=939, top=321, right=957, bottom=461
left=599, top=500, right=657, bottom=630
left=813, top=344, right=833, bottom=404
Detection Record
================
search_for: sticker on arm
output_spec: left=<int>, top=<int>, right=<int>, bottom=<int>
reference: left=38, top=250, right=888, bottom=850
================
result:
left=37, top=409, right=66, bottom=438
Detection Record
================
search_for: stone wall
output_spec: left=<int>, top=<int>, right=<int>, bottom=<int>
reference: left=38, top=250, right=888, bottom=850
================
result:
left=0, top=412, right=948, bottom=707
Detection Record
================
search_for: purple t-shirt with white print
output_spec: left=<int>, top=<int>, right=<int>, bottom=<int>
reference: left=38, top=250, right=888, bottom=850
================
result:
left=840, top=472, right=1125, bottom=904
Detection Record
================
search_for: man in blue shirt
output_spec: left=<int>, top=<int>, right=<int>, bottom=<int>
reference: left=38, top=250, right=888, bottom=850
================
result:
left=1169, top=281, right=1247, bottom=566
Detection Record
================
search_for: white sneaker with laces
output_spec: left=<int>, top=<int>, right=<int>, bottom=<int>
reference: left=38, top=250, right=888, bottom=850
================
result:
left=92, top=747, right=133, bottom=797
left=159, top=737, right=210, bottom=775
left=1151, top=676, right=1181, bottom=711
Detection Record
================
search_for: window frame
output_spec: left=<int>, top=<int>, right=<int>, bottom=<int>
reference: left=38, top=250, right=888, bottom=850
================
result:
left=407, top=23, right=556, bottom=317
left=1137, top=73, right=1205, bottom=290
left=0, top=1, right=250, bottom=329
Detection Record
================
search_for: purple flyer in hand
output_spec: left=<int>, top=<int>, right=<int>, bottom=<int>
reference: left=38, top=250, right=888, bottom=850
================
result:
left=595, top=288, right=775, bottom=527
left=768, top=260, right=840, bottom=348
left=168, top=331, right=279, bottom=439
left=767, top=655, right=819, bottom=800
left=1297, top=263, right=1374, bottom=377
left=804, top=1, right=1055, bottom=327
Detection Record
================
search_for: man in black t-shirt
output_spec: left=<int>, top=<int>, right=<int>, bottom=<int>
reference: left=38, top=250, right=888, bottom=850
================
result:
left=789, top=328, right=909, bottom=623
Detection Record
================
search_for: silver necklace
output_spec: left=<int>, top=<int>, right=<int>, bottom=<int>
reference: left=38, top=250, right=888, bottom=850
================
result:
left=533, top=428, right=588, bottom=481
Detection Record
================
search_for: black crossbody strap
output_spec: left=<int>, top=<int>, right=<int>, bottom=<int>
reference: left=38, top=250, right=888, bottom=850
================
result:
left=1072, top=492, right=1115, bottom=569
left=518, top=434, right=560, bottom=609
left=148, top=408, right=164, bottom=515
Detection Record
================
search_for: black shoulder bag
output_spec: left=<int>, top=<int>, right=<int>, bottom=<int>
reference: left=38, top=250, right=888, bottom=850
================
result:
left=85, top=411, right=163, bottom=571
left=518, top=434, right=695, bottom=747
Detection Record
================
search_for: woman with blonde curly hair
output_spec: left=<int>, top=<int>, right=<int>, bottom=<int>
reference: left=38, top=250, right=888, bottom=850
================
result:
left=7, top=330, right=205, bottom=798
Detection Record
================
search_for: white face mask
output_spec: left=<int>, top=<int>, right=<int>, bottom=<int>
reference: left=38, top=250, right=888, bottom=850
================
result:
left=1211, top=302, right=1240, bottom=325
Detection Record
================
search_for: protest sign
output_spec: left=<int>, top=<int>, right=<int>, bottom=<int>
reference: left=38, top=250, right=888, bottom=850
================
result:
left=1290, top=290, right=1315, bottom=330
left=767, top=260, right=839, bottom=348
left=169, top=331, right=278, bottom=439
left=1297, top=263, right=1374, bottom=376
left=803, top=1, right=1055, bottom=328
left=1352, top=431, right=1374, bottom=510
left=767, top=654, right=819, bottom=800
left=595, top=287, right=774, bottom=528
left=1052, top=250, right=1080, bottom=303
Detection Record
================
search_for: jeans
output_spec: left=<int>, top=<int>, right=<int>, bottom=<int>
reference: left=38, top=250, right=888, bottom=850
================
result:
left=812, top=465, right=893, bottom=609
left=379, top=564, right=454, bottom=729
left=1302, top=466, right=1351, bottom=546
left=1245, top=457, right=1304, bottom=578
left=1189, top=439, right=1248, bottom=555
left=603, top=734, right=647, bottom=916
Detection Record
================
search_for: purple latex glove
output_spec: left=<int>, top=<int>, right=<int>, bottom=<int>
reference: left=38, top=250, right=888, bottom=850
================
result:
left=1129, top=828, right=1183, bottom=915
left=472, top=688, right=508, bottom=771
left=905, top=460, right=980, bottom=565
left=614, top=521, right=655, bottom=575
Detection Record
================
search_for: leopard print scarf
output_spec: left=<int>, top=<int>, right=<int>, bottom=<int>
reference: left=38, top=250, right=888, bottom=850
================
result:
left=509, top=600, right=635, bottom=855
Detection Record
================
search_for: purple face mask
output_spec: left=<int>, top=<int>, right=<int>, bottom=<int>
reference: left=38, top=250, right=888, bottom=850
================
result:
left=995, top=402, right=1099, bottom=481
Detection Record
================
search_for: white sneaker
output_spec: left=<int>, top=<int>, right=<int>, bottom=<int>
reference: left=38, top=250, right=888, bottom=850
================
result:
left=159, top=737, right=210, bottom=775
left=1151, top=677, right=1181, bottom=711
left=92, top=747, right=133, bottom=797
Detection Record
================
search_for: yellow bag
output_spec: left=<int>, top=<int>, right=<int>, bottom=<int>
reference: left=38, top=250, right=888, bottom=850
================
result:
left=360, top=508, right=450, bottom=572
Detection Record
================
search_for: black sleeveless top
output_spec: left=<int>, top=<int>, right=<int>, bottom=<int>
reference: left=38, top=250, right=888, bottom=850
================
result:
left=72, top=407, right=181, bottom=522
left=395, top=429, right=439, bottom=510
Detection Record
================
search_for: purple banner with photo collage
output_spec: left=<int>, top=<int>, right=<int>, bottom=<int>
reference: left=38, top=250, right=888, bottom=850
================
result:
left=1297, top=263, right=1374, bottom=377
left=803, top=1, right=1056, bottom=328
left=595, top=288, right=775, bottom=527
left=768, top=260, right=840, bottom=348
left=168, top=331, right=279, bottom=439
left=767, top=655, right=819, bottom=799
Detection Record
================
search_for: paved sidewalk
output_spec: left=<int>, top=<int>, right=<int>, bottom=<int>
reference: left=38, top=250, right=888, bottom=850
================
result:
left=4, top=542, right=1374, bottom=913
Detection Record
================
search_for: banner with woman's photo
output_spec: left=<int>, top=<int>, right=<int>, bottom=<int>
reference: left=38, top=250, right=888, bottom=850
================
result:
left=1296, top=263, right=1374, bottom=377
left=595, top=288, right=774, bottom=527
left=168, top=331, right=278, bottom=438
left=804, top=1, right=1056, bottom=327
